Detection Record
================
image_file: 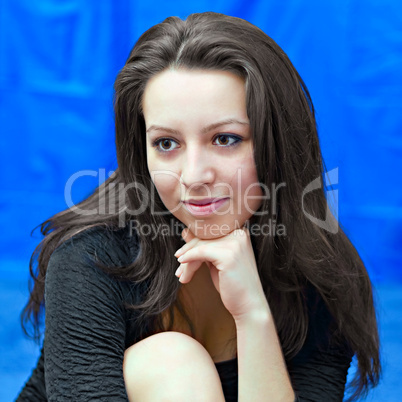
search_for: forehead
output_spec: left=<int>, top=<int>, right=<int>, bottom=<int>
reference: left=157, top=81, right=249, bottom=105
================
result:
left=142, top=69, right=248, bottom=123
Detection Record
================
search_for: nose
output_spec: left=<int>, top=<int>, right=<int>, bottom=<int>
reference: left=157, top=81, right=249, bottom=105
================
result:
left=180, top=146, right=215, bottom=190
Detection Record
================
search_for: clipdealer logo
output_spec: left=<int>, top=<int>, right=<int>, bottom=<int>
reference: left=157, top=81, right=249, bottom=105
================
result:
left=301, top=167, right=339, bottom=234
left=63, top=167, right=339, bottom=234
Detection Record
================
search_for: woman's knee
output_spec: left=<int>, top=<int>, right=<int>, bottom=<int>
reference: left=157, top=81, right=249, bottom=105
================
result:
left=123, top=331, right=215, bottom=379
left=123, top=331, right=225, bottom=401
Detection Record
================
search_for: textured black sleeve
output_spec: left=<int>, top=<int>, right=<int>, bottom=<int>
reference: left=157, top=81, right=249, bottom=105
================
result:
left=15, top=345, right=47, bottom=401
left=43, top=231, right=133, bottom=401
left=287, top=288, right=355, bottom=402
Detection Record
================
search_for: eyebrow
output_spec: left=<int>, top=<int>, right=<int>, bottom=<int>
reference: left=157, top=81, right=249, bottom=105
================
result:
left=146, top=119, right=249, bottom=135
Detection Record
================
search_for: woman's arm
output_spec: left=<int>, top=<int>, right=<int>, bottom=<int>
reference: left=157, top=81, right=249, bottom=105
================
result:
left=16, top=345, right=47, bottom=401
left=235, top=304, right=353, bottom=402
left=43, top=233, right=132, bottom=401
left=235, top=293, right=353, bottom=402
left=235, top=308, right=296, bottom=402
left=175, top=228, right=297, bottom=401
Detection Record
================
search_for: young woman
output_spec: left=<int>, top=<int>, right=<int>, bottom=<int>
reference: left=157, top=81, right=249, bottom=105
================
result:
left=17, top=12, right=381, bottom=402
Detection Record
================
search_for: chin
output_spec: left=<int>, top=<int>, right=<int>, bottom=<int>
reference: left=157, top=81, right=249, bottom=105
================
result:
left=185, top=218, right=247, bottom=240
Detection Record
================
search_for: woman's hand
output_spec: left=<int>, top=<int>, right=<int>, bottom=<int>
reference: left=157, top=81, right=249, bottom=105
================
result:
left=174, top=227, right=270, bottom=323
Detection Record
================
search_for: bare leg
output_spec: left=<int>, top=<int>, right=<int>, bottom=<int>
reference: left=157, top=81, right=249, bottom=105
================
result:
left=123, top=331, right=226, bottom=401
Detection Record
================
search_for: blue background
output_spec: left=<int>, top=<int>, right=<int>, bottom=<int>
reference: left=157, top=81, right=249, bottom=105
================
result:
left=1, top=1, right=401, bottom=400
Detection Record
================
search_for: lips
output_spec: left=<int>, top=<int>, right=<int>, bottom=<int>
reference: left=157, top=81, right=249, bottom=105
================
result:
left=183, top=197, right=227, bottom=205
left=182, top=197, right=229, bottom=216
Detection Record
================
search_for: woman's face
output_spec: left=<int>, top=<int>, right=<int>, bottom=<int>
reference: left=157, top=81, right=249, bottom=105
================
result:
left=143, top=69, right=263, bottom=239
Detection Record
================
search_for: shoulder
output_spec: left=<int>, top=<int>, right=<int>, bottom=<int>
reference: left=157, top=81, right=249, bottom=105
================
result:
left=45, top=224, right=141, bottom=303
left=50, top=224, right=140, bottom=268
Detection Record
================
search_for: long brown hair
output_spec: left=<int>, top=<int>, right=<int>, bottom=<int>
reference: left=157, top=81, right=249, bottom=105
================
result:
left=21, top=12, right=381, bottom=401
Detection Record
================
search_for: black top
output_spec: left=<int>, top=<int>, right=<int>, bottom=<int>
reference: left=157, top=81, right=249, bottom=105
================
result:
left=16, top=225, right=354, bottom=402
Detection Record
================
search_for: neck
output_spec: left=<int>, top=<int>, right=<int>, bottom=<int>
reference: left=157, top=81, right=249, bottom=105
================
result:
left=179, top=263, right=221, bottom=311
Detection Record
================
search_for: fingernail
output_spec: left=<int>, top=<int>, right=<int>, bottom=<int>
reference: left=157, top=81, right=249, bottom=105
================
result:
left=177, top=255, right=184, bottom=263
left=175, top=266, right=182, bottom=277
left=174, top=247, right=182, bottom=257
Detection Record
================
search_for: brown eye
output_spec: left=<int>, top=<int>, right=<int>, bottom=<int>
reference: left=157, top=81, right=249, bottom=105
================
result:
left=217, top=135, right=229, bottom=145
left=161, top=139, right=172, bottom=150
left=213, top=134, right=242, bottom=147
left=153, top=138, right=179, bottom=152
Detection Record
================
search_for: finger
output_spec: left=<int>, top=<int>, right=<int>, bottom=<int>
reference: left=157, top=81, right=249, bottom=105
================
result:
left=177, top=244, right=228, bottom=269
left=177, top=260, right=203, bottom=284
left=174, top=236, right=200, bottom=258
left=206, top=262, right=220, bottom=292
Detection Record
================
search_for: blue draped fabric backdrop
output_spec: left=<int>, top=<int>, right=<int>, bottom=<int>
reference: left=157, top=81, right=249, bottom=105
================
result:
left=1, top=1, right=401, bottom=283
left=0, top=1, right=401, bottom=400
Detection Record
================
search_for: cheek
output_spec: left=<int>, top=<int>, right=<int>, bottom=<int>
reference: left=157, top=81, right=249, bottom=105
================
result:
left=147, top=152, right=179, bottom=202
left=235, top=152, right=260, bottom=187
left=238, top=159, right=263, bottom=211
left=152, top=173, right=180, bottom=205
